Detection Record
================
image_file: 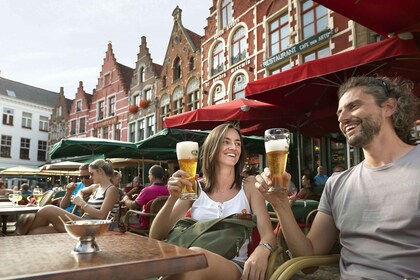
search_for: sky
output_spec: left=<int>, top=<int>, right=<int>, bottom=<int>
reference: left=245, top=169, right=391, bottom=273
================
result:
left=0, top=0, right=210, bottom=99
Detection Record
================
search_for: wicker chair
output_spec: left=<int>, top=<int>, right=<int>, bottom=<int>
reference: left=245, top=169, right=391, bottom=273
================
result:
left=123, top=196, right=168, bottom=235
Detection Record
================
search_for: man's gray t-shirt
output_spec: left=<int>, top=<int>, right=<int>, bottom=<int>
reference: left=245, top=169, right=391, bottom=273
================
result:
left=319, top=145, right=420, bottom=279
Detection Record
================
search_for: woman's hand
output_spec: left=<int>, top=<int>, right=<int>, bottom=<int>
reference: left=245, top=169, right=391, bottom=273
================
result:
left=255, top=167, right=291, bottom=208
left=167, top=170, right=192, bottom=199
left=71, top=195, right=85, bottom=207
left=242, top=246, right=270, bottom=280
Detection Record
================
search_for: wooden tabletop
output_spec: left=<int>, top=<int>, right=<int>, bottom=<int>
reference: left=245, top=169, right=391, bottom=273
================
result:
left=0, top=202, right=40, bottom=234
left=0, top=231, right=208, bottom=279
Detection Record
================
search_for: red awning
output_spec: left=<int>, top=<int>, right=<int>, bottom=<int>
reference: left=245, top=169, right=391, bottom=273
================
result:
left=244, top=36, right=420, bottom=135
left=314, top=0, right=420, bottom=37
left=163, top=98, right=282, bottom=133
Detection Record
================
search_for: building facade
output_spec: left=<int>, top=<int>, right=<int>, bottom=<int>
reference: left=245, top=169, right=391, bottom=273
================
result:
left=66, top=81, right=92, bottom=140
left=0, top=77, right=58, bottom=169
left=49, top=87, right=72, bottom=152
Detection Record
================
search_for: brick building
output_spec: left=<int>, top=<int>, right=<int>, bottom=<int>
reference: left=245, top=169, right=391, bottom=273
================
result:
left=67, top=81, right=92, bottom=139
left=49, top=87, right=72, bottom=151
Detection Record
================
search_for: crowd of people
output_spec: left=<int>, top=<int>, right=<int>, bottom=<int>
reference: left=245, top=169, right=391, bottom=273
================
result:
left=4, top=75, right=419, bottom=279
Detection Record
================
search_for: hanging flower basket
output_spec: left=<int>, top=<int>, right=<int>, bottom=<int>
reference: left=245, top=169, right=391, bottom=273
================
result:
left=139, top=99, right=150, bottom=109
left=129, top=104, right=139, bottom=114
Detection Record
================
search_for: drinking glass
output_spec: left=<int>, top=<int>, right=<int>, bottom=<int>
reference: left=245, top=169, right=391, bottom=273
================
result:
left=8, top=194, right=16, bottom=207
left=33, top=187, right=43, bottom=206
left=176, top=141, right=199, bottom=200
left=264, top=128, right=290, bottom=193
left=12, top=190, right=22, bottom=206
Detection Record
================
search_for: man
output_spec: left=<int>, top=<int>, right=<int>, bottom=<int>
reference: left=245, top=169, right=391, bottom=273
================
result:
left=0, top=178, right=12, bottom=195
left=60, top=163, right=93, bottom=213
left=256, top=76, right=420, bottom=279
left=124, top=176, right=142, bottom=198
left=122, top=165, right=168, bottom=228
left=313, top=165, right=329, bottom=195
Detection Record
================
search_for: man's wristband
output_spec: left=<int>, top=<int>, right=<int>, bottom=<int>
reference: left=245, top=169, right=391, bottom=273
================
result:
left=258, top=242, right=274, bottom=253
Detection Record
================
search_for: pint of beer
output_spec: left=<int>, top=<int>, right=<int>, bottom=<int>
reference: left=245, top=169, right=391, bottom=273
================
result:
left=264, top=128, right=290, bottom=192
left=176, top=141, right=199, bottom=200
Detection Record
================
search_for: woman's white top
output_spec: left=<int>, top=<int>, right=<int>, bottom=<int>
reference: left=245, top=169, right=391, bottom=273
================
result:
left=190, top=184, right=251, bottom=262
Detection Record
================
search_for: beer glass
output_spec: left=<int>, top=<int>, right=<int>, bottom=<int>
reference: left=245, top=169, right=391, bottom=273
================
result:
left=176, top=141, right=199, bottom=200
left=264, top=128, right=290, bottom=192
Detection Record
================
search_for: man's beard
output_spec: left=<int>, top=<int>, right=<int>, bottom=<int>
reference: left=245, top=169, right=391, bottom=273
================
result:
left=345, top=114, right=382, bottom=148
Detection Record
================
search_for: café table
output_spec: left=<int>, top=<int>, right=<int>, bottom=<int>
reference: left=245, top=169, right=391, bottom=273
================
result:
left=0, top=195, right=10, bottom=202
left=0, top=202, right=40, bottom=235
left=0, top=231, right=208, bottom=279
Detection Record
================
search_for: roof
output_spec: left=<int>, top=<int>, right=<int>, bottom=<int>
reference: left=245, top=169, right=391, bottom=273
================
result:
left=116, top=63, right=134, bottom=93
left=0, top=76, right=59, bottom=107
left=184, top=28, right=202, bottom=51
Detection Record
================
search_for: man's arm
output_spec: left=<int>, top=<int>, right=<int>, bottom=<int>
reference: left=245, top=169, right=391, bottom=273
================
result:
left=60, top=182, right=77, bottom=209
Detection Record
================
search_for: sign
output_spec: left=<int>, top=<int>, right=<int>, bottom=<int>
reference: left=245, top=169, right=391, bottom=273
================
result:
left=262, top=28, right=333, bottom=68
left=93, top=116, right=118, bottom=129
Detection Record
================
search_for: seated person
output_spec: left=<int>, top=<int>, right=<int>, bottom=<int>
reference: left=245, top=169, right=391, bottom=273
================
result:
left=295, top=175, right=318, bottom=200
left=15, top=159, right=120, bottom=235
left=60, top=164, right=93, bottom=213
left=122, top=165, right=169, bottom=228
left=124, top=176, right=143, bottom=198
left=0, top=178, right=12, bottom=195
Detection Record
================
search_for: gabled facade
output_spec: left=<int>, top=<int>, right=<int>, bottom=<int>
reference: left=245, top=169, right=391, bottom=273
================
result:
left=0, top=77, right=58, bottom=169
left=156, top=6, right=202, bottom=130
left=49, top=86, right=72, bottom=153
left=66, top=81, right=92, bottom=139
left=87, top=42, right=133, bottom=141
left=127, top=36, right=162, bottom=142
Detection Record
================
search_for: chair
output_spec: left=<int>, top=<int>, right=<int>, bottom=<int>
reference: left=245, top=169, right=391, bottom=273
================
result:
left=123, top=196, right=168, bottom=235
left=39, top=190, right=55, bottom=207
left=266, top=210, right=340, bottom=280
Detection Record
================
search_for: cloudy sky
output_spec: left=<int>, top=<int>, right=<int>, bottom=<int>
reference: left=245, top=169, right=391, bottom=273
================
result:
left=0, top=0, right=210, bottom=98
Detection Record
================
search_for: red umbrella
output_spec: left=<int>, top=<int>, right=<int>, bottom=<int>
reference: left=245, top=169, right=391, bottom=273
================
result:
left=314, top=0, right=420, bottom=37
left=163, top=98, right=282, bottom=134
left=245, top=36, right=420, bottom=135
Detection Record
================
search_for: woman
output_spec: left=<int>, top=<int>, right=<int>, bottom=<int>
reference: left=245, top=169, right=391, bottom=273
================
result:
left=16, top=159, right=120, bottom=235
left=150, top=123, right=276, bottom=280
left=295, top=174, right=316, bottom=200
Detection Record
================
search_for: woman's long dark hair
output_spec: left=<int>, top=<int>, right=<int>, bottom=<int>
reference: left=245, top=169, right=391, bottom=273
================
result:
left=200, top=122, right=246, bottom=193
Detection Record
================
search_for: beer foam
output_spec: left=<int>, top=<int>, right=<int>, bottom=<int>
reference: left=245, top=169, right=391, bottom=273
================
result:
left=265, top=139, right=289, bottom=152
left=176, top=141, right=199, bottom=159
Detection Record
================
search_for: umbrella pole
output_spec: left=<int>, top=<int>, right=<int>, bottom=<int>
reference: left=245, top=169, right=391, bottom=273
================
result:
left=142, top=156, right=145, bottom=186
left=296, top=130, right=302, bottom=190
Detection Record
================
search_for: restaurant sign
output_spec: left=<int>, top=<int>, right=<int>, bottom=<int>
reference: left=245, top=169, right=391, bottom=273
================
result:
left=93, top=116, right=118, bottom=129
left=262, top=28, right=333, bottom=68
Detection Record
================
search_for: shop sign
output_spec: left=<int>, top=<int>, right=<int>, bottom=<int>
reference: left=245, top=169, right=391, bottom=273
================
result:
left=93, top=116, right=118, bottom=129
left=262, top=28, right=333, bottom=68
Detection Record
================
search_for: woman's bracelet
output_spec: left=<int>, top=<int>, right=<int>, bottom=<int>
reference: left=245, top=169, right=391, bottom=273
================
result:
left=258, top=242, right=274, bottom=253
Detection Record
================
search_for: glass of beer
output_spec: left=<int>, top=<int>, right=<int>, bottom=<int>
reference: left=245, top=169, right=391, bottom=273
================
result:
left=264, top=128, right=290, bottom=193
left=176, top=141, right=199, bottom=200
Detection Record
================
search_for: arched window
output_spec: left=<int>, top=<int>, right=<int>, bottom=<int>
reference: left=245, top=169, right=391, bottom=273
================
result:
left=232, top=74, right=247, bottom=100
left=212, top=42, right=224, bottom=76
left=212, top=84, right=224, bottom=105
left=140, top=67, right=145, bottom=83
left=172, top=87, right=184, bottom=114
left=160, top=94, right=170, bottom=128
left=189, top=57, right=195, bottom=71
left=173, top=57, right=181, bottom=81
left=231, top=27, right=246, bottom=65
left=187, top=77, right=199, bottom=111
left=220, top=0, right=232, bottom=29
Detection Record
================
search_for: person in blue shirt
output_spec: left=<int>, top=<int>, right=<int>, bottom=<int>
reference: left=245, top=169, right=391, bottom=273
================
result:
left=60, top=163, right=93, bottom=213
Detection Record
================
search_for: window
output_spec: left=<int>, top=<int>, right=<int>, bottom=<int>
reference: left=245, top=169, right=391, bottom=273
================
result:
left=212, top=42, right=224, bottom=76
left=37, top=140, right=47, bottom=161
left=104, top=73, right=111, bottom=86
left=114, top=123, right=121, bottom=141
left=109, top=96, right=116, bottom=116
left=173, top=87, right=184, bottom=115
left=302, top=0, right=328, bottom=39
left=189, top=57, right=195, bottom=71
left=133, top=94, right=140, bottom=106
left=303, top=45, right=330, bottom=62
left=232, top=74, right=247, bottom=99
left=221, top=0, right=232, bottom=29
left=79, top=118, right=86, bottom=133
left=173, top=57, right=181, bottom=81
left=102, top=126, right=108, bottom=139
left=187, top=78, right=200, bottom=111
left=162, top=76, right=167, bottom=88
left=22, top=112, right=32, bottom=129
left=76, top=100, right=82, bottom=112
left=137, top=119, right=145, bottom=141
left=70, top=120, right=76, bottom=135
left=1, top=135, right=12, bottom=158
left=212, top=85, right=224, bottom=104
left=140, top=67, right=145, bottom=83
left=20, top=138, right=30, bottom=160
left=269, top=13, right=289, bottom=56
left=92, top=128, right=98, bottom=137
left=146, top=115, right=155, bottom=137
left=129, top=123, right=136, bottom=142
left=143, top=88, right=152, bottom=101
left=231, top=27, right=246, bottom=65
left=39, top=116, right=49, bottom=131
left=57, top=106, right=62, bottom=117
left=2, top=108, right=14, bottom=125
left=160, top=94, right=170, bottom=128
left=60, top=123, right=66, bottom=138
left=98, top=101, right=104, bottom=120
left=271, top=63, right=291, bottom=75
